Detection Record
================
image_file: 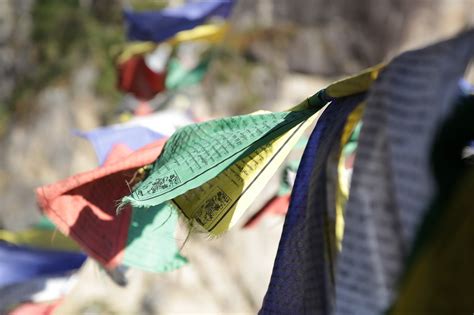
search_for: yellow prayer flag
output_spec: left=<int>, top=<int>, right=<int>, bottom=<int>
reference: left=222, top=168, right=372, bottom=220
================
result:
left=173, top=105, right=324, bottom=236
left=326, top=64, right=385, bottom=98
left=336, top=103, right=365, bottom=249
left=117, top=23, right=228, bottom=64
left=0, top=228, right=80, bottom=252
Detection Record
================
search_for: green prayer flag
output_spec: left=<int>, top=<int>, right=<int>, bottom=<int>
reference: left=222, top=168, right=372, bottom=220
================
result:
left=123, top=203, right=187, bottom=272
left=165, top=58, right=209, bottom=90
left=121, top=106, right=317, bottom=209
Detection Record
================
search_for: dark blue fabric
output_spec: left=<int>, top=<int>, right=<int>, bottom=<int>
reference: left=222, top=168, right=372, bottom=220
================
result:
left=260, top=94, right=364, bottom=314
left=75, top=126, right=164, bottom=166
left=124, top=0, right=235, bottom=42
left=0, top=242, right=86, bottom=287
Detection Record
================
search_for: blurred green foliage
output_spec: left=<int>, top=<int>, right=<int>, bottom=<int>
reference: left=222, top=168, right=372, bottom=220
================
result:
left=10, top=0, right=167, bottom=120
left=10, top=0, right=123, bottom=119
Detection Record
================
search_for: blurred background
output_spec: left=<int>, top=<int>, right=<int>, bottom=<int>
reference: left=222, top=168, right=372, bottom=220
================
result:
left=0, top=0, right=473, bottom=313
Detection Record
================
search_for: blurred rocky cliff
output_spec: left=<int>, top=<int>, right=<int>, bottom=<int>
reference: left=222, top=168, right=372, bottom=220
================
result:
left=0, top=0, right=473, bottom=313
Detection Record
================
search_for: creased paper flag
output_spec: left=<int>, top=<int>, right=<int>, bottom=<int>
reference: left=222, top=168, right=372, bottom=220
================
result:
left=122, top=105, right=318, bottom=210
left=173, top=108, right=321, bottom=235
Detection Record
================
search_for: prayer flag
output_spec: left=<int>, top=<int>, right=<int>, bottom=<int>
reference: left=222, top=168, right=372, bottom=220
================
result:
left=124, top=1, right=234, bottom=43
left=122, top=105, right=319, bottom=210
left=0, top=243, right=85, bottom=288
left=76, top=126, right=164, bottom=166
left=36, top=140, right=187, bottom=272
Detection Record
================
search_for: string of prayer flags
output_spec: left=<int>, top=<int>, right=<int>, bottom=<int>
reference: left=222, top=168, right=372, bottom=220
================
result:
left=121, top=61, right=386, bottom=236
left=36, top=139, right=187, bottom=272
left=260, top=95, right=365, bottom=314
left=117, top=23, right=228, bottom=65
left=124, top=1, right=234, bottom=43
left=260, top=63, right=387, bottom=313
left=121, top=105, right=319, bottom=211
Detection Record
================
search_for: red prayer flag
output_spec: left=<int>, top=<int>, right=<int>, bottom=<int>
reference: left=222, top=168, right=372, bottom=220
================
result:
left=118, top=56, right=166, bottom=101
left=36, top=139, right=166, bottom=268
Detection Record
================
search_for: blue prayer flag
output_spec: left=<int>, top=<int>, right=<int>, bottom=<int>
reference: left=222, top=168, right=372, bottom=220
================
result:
left=124, top=0, right=234, bottom=42
left=75, top=126, right=164, bottom=166
left=0, top=242, right=86, bottom=288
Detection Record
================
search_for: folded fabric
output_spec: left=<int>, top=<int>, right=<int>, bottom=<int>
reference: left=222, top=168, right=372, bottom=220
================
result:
left=260, top=94, right=364, bottom=314
left=118, top=55, right=167, bottom=101
left=334, top=104, right=365, bottom=250
left=388, top=94, right=474, bottom=314
left=260, top=62, right=382, bottom=314
left=122, top=106, right=318, bottom=210
left=37, top=139, right=187, bottom=272
left=124, top=1, right=234, bottom=42
left=0, top=242, right=85, bottom=288
left=76, top=126, right=164, bottom=166
left=335, top=30, right=474, bottom=315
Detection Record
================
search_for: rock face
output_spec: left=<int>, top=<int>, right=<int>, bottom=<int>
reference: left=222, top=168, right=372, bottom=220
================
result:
left=207, top=0, right=473, bottom=119
left=0, top=0, right=33, bottom=104
left=0, top=65, right=100, bottom=229
left=232, top=0, right=474, bottom=75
